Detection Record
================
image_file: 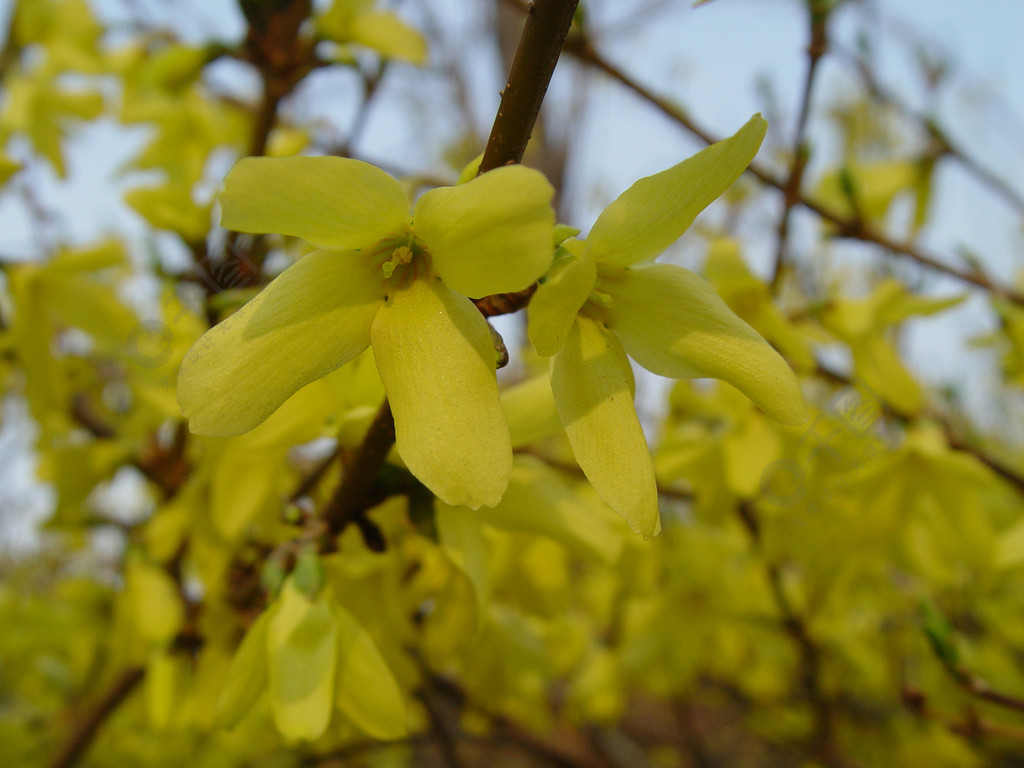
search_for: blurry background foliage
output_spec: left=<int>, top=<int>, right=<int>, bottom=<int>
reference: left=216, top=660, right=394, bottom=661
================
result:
left=1, top=0, right=1024, bottom=767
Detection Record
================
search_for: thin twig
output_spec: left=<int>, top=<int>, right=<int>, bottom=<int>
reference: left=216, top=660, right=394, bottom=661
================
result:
left=47, top=667, right=145, bottom=768
left=836, top=42, right=1024, bottom=220
left=334, top=62, right=389, bottom=158
left=322, top=400, right=395, bottom=536
left=426, top=671, right=611, bottom=768
left=903, top=687, right=1024, bottom=742
left=735, top=501, right=853, bottom=768
left=814, top=361, right=1024, bottom=497
left=289, top=442, right=345, bottom=505
left=564, top=36, right=1024, bottom=306
left=957, top=674, right=1024, bottom=714
left=770, top=0, right=830, bottom=290
left=479, top=0, right=580, bottom=173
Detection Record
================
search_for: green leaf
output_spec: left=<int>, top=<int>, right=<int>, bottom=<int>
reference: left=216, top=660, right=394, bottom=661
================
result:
left=333, top=603, right=407, bottom=739
left=920, top=600, right=962, bottom=674
left=267, top=580, right=338, bottom=741
left=214, top=608, right=273, bottom=728
left=292, top=547, right=326, bottom=598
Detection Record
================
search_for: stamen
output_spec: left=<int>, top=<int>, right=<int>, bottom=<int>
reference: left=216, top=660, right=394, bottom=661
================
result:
left=588, top=289, right=615, bottom=310
left=382, top=245, right=415, bottom=278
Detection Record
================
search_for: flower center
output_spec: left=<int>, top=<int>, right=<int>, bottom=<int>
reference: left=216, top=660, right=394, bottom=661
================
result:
left=582, top=268, right=622, bottom=323
left=370, top=234, right=431, bottom=287
left=381, top=245, right=414, bottom=278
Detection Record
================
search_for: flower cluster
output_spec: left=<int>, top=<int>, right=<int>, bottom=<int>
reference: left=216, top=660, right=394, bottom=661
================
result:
left=178, top=157, right=554, bottom=509
left=178, top=114, right=805, bottom=533
left=528, top=115, right=805, bottom=537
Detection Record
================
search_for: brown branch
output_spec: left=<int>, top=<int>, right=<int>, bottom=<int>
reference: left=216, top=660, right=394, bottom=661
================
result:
left=564, top=36, right=1024, bottom=306
left=249, top=77, right=286, bottom=159
left=956, top=674, right=1024, bottom=714
left=903, top=687, right=1024, bottom=742
left=322, top=399, right=395, bottom=537
left=472, top=0, right=580, bottom=319
left=195, top=0, right=317, bottom=305
left=208, top=0, right=316, bottom=294
left=837, top=42, right=1024, bottom=220
left=240, top=0, right=315, bottom=157
left=814, top=361, right=1024, bottom=497
left=415, top=684, right=471, bottom=768
left=479, top=0, right=580, bottom=173
left=735, top=501, right=855, bottom=768
left=47, top=667, right=145, bottom=768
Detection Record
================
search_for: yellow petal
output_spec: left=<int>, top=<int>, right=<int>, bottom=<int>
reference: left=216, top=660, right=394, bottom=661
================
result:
left=435, top=501, right=489, bottom=621
left=178, top=250, right=383, bottom=436
left=527, top=239, right=596, bottom=357
left=481, top=455, right=623, bottom=562
left=125, top=183, right=212, bottom=240
left=587, top=114, right=766, bottom=267
left=371, top=277, right=512, bottom=508
left=220, top=156, right=410, bottom=250
left=550, top=316, right=660, bottom=538
left=605, top=264, right=806, bottom=425
left=413, top=165, right=554, bottom=298
left=144, top=650, right=181, bottom=731
left=500, top=373, right=563, bottom=448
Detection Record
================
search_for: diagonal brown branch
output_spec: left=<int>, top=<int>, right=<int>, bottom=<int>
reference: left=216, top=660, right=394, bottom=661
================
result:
left=47, top=667, right=145, bottom=768
left=835, top=41, right=1024, bottom=220
left=563, top=36, right=1024, bottom=306
left=813, top=362, right=1024, bottom=497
